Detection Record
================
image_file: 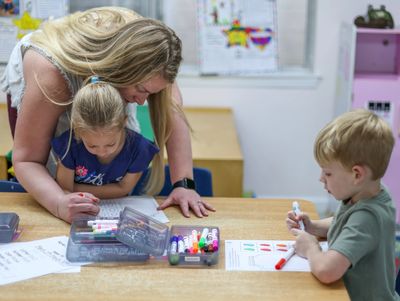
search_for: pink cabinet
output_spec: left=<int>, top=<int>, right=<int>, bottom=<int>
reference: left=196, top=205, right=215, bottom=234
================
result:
left=336, top=24, right=400, bottom=221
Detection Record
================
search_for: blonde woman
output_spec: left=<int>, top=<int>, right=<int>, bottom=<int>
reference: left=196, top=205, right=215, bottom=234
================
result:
left=1, top=7, right=215, bottom=223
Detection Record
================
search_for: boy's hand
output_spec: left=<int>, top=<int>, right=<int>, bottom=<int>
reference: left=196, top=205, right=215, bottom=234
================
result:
left=290, top=228, right=320, bottom=258
left=286, top=210, right=310, bottom=231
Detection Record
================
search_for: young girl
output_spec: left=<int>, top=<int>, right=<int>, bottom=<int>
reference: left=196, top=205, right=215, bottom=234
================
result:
left=51, top=77, right=159, bottom=199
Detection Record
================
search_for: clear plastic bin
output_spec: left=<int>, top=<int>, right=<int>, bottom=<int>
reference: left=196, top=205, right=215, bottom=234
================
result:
left=116, top=207, right=169, bottom=256
left=118, top=208, right=220, bottom=266
left=66, top=217, right=149, bottom=262
left=0, top=212, right=19, bottom=243
left=166, top=225, right=220, bottom=267
left=66, top=207, right=220, bottom=266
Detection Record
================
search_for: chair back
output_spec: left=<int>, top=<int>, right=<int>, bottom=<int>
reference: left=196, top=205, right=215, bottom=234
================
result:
left=0, top=180, right=26, bottom=192
left=132, top=166, right=213, bottom=197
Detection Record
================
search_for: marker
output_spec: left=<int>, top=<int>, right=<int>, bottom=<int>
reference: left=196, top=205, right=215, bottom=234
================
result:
left=192, top=230, right=199, bottom=253
left=177, top=235, right=185, bottom=253
left=199, top=228, right=209, bottom=249
left=170, top=236, right=178, bottom=254
left=275, top=246, right=295, bottom=270
left=183, top=235, right=190, bottom=253
left=87, top=219, right=119, bottom=226
left=211, top=228, right=218, bottom=251
left=292, top=201, right=305, bottom=230
left=78, top=193, right=98, bottom=202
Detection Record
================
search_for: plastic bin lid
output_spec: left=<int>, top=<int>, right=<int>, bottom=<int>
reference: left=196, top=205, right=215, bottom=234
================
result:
left=116, top=207, right=169, bottom=256
left=0, top=212, right=19, bottom=231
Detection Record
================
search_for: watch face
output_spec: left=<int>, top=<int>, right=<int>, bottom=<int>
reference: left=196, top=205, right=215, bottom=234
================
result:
left=183, top=178, right=195, bottom=189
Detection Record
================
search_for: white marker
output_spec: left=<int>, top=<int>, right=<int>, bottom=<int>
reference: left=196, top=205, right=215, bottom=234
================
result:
left=292, top=201, right=305, bottom=230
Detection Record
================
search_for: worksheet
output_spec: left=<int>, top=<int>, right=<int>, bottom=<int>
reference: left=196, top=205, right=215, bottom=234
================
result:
left=98, top=196, right=169, bottom=223
left=225, top=240, right=328, bottom=272
left=0, top=236, right=85, bottom=286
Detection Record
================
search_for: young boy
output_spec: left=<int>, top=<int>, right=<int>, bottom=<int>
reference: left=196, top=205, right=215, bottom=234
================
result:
left=286, top=109, right=399, bottom=300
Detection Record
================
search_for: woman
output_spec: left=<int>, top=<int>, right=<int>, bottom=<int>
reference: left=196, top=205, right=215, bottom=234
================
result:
left=0, top=7, right=215, bottom=222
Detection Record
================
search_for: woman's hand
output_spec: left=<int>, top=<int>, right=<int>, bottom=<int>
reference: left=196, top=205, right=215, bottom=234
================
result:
left=158, top=188, right=215, bottom=218
left=56, top=192, right=100, bottom=223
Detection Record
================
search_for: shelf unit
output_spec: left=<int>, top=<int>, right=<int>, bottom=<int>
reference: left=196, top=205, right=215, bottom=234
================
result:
left=336, top=24, right=400, bottom=221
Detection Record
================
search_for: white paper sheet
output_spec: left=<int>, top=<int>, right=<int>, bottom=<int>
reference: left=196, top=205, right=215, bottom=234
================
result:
left=225, top=240, right=328, bottom=272
left=98, top=196, right=169, bottom=223
left=0, top=236, right=86, bottom=286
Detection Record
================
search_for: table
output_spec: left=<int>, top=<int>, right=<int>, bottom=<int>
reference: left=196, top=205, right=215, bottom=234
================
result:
left=0, top=193, right=348, bottom=300
left=0, top=104, right=12, bottom=180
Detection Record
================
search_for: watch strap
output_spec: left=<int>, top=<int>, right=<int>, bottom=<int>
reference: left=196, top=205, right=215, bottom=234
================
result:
left=172, top=178, right=196, bottom=190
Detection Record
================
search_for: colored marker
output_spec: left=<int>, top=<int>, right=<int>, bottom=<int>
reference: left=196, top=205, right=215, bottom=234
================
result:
left=170, top=236, right=178, bottom=254
left=275, top=246, right=295, bottom=270
left=199, top=228, right=209, bottom=249
left=292, top=201, right=305, bottom=230
left=78, top=193, right=98, bottom=202
left=192, top=230, right=199, bottom=253
left=183, top=235, right=190, bottom=253
left=177, top=235, right=185, bottom=253
left=87, top=219, right=119, bottom=226
left=211, top=228, right=218, bottom=251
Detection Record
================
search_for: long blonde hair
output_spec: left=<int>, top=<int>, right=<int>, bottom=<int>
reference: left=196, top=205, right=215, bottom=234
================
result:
left=31, top=7, right=184, bottom=194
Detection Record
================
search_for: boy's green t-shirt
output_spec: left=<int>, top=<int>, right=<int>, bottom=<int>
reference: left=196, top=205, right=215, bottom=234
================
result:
left=328, top=187, right=400, bottom=301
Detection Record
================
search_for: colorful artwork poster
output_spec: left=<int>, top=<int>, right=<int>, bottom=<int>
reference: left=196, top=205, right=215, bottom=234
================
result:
left=198, top=0, right=278, bottom=75
left=0, top=0, right=20, bottom=16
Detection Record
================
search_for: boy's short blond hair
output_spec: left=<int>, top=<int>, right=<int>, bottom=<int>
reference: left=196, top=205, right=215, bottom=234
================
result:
left=314, top=109, right=394, bottom=180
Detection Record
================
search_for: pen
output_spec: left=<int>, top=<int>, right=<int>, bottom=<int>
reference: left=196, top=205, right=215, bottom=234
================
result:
left=274, top=246, right=295, bottom=270
left=292, top=201, right=305, bottom=230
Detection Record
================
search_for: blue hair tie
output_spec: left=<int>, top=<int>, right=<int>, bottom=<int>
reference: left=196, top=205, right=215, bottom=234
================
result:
left=90, top=75, right=100, bottom=84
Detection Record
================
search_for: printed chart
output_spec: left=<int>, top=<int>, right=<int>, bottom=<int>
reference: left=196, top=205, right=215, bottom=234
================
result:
left=225, top=240, right=328, bottom=272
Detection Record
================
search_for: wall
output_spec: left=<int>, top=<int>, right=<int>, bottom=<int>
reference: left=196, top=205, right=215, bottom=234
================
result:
left=177, top=1, right=400, bottom=215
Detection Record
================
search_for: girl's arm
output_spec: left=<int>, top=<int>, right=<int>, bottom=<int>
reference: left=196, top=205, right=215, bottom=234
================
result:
left=13, top=50, right=99, bottom=222
left=55, top=161, right=75, bottom=192
left=73, top=172, right=142, bottom=199
left=158, top=82, right=215, bottom=217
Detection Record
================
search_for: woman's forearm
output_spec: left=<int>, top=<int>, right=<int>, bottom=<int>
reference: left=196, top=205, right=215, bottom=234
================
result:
left=167, top=82, right=194, bottom=183
left=14, top=161, right=65, bottom=216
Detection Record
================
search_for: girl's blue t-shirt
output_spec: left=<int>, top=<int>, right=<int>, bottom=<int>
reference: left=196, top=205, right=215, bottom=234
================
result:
left=51, top=129, right=159, bottom=186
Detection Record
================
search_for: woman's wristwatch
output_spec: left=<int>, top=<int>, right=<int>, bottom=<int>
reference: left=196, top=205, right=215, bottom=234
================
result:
left=172, top=178, right=196, bottom=190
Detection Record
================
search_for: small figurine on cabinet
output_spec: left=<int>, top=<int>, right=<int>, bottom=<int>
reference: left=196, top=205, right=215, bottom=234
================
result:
left=354, top=5, right=395, bottom=29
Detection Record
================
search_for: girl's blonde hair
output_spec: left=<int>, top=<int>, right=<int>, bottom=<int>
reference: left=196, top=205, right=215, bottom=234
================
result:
left=71, top=80, right=126, bottom=139
left=32, top=7, right=185, bottom=194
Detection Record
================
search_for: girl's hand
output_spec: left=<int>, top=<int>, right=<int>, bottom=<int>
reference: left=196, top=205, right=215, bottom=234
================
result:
left=158, top=188, right=215, bottom=218
left=56, top=192, right=100, bottom=223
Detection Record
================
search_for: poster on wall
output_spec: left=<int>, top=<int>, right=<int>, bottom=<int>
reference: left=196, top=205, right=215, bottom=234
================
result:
left=0, top=0, right=68, bottom=63
left=20, top=0, right=68, bottom=19
left=197, top=0, right=278, bottom=75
